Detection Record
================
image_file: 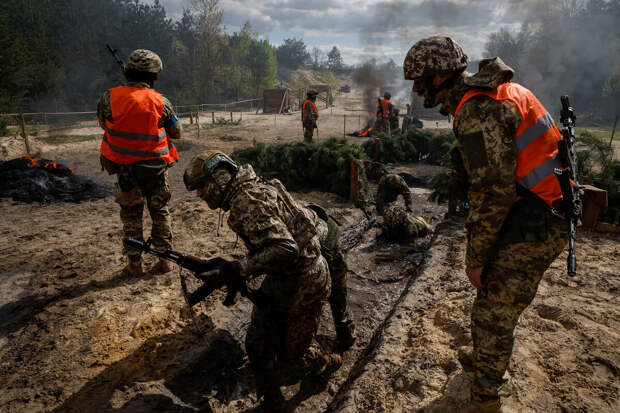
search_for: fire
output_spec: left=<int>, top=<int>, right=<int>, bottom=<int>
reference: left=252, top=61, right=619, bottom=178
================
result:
left=21, top=155, right=71, bottom=173
left=353, top=127, right=372, bottom=137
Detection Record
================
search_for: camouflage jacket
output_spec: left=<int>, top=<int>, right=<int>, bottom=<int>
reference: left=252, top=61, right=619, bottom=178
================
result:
left=376, top=173, right=413, bottom=215
left=444, top=58, right=522, bottom=268
left=225, top=165, right=325, bottom=278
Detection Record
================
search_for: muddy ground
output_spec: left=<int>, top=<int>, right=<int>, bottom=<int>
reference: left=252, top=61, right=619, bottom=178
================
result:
left=0, top=95, right=618, bottom=413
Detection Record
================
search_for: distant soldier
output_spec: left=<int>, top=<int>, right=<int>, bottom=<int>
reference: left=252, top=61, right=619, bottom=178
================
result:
left=404, top=35, right=568, bottom=412
left=375, top=91, right=393, bottom=134
left=302, top=90, right=319, bottom=142
left=183, top=151, right=351, bottom=412
left=376, top=173, right=430, bottom=242
left=98, top=49, right=182, bottom=276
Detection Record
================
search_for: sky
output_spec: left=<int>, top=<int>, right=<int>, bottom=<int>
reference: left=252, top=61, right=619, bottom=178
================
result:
left=149, top=0, right=530, bottom=65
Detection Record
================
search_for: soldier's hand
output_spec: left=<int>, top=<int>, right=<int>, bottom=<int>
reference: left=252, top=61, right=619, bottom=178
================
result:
left=466, top=266, right=484, bottom=289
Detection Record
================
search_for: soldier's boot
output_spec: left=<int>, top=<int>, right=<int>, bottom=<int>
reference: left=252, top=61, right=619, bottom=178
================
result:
left=152, top=257, right=173, bottom=274
left=336, top=321, right=356, bottom=353
left=318, top=353, right=342, bottom=380
left=124, top=255, right=144, bottom=276
left=261, top=389, right=286, bottom=413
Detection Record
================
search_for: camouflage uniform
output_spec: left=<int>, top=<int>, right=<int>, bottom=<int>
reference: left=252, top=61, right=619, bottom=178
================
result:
left=383, top=205, right=431, bottom=243
left=376, top=173, right=413, bottom=216
left=445, top=59, right=568, bottom=402
left=404, top=37, right=568, bottom=405
left=97, top=81, right=182, bottom=258
left=302, top=94, right=319, bottom=143
left=222, top=165, right=332, bottom=400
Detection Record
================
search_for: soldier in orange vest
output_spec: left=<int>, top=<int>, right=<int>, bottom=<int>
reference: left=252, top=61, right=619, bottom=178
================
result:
left=302, top=90, right=319, bottom=142
left=404, top=36, right=569, bottom=412
left=375, top=91, right=393, bottom=134
left=98, top=49, right=182, bottom=276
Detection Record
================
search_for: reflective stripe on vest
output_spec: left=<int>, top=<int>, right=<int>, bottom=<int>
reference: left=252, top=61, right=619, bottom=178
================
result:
left=100, top=86, right=179, bottom=165
left=376, top=98, right=390, bottom=118
left=454, top=82, right=564, bottom=206
left=302, top=99, right=318, bottom=119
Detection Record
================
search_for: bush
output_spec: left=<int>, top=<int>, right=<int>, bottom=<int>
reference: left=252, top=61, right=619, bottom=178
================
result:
left=232, top=138, right=367, bottom=199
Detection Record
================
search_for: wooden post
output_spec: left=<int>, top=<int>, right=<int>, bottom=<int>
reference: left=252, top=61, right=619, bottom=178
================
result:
left=373, top=138, right=380, bottom=161
left=230, top=111, right=233, bottom=122
left=274, top=113, right=277, bottom=127
left=240, top=111, right=242, bottom=122
left=44, top=112, right=48, bottom=125
left=196, top=112, right=200, bottom=138
left=19, top=113, right=32, bottom=155
left=349, top=160, right=359, bottom=204
left=358, top=114, right=361, bottom=128
left=252, top=137, right=256, bottom=146
left=189, top=111, right=193, bottom=124
left=609, top=115, right=618, bottom=147
left=343, top=115, right=346, bottom=138
left=212, top=112, right=215, bottom=124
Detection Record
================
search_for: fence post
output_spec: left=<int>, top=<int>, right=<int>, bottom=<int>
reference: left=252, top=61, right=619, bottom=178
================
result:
left=212, top=112, right=215, bottom=124
left=19, top=113, right=32, bottom=155
left=240, top=111, right=242, bottom=122
left=343, top=115, right=346, bottom=138
left=358, top=114, right=361, bottom=128
left=189, top=111, right=193, bottom=124
left=196, top=112, right=200, bottom=138
left=230, top=112, right=233, bottom=123
left=609, top=115, right=618, bottom=147
left=349, top=160, right=359, bottom=205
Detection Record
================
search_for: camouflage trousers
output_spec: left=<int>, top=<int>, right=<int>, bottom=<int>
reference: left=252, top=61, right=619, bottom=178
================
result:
left=303, top=123, right=315, bottom=143
left=322, top=217, right=353, bottom=331
left=115, top=168, right=172, bottom=258
left=374, top=118, right=388, bottom=134
left=471, top=216, right=567, bottom=402
left=245, top=257, right=330, bottom=398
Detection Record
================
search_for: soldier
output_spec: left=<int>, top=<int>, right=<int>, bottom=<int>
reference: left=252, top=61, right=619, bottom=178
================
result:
left=375, top=91, right=393, bottom=134
left=302, top=90, right=319, bottom=142
left=98, top=49, right=182, bottom=276
left=403, top=36, right=568, bottom=412
left=376, top=173, right=431, bottom=242
left=376, top=173, right=413, bottom=216
left=183, top=151, right=349, bottom=411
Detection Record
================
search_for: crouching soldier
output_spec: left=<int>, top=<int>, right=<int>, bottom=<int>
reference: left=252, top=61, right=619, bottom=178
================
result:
left=183, top=151, right=352, bottom=411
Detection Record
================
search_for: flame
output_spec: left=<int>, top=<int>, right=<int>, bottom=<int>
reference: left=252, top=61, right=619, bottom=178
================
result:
left=357, top=127, right=373, bottom=137
left=21, top=155, right=69, bottom=173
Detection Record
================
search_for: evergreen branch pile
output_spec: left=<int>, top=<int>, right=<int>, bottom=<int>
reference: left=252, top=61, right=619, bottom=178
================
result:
left=362, top=128, right=455, bottom=165
left=232, top=138, right=367, bottom=199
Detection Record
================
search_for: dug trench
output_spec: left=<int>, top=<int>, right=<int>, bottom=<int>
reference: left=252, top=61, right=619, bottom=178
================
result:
left=0, top=132, right=618, bottom=413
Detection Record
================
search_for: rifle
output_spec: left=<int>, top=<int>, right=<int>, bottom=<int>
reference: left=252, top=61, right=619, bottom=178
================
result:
left=124, top=237, right=250, bottom=307
left=106, top=44, right=125, bottom=72
left=554, top=96, right=581, bottom=276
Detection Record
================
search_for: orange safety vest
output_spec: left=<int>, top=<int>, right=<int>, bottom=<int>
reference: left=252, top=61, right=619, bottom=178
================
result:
left=454, top=82, right=564, bottom=206
left=100, top=86, right=179, bottom=165
left=376, top=98, right=390, bottom=119
left=302, top=99, right=319, bottom=120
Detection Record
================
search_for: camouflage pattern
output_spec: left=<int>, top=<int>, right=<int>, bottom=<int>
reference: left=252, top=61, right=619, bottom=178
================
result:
left=389, top=108, right=400, bottom=133
left=125, top=49, right=163, bottom=74
left=116, top=167, right=172, bottom=258
left=382, top=205, right=431, bottom=242
left=403, top=35, right=468, bottom=80
left=302, top=99, right=318, bottom=142
left=97, top=82, right=181, bottom=141
left=220, top=164, right=332, bottom=395
left=434, top=54, right=569, bottom=403
left=471, top=216, right=567, bottom=402
left=376, top=173, right=413, bottom=216
left=304, top=124, right=315, bottom=143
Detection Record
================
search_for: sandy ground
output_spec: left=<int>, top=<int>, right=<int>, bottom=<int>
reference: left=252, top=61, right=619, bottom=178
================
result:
left=0, top=93, right=618, bottom=413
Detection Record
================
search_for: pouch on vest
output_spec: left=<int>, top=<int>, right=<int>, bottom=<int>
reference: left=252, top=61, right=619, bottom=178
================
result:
left=100, top=154, right=120, bottom=175
left=499, top=196, right=548, bottom=244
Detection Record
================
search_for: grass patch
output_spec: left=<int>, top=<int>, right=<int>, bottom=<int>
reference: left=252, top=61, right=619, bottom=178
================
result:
left=576, top=126, right=615, bottom=142
left=39, top=135, right=99, bottom=145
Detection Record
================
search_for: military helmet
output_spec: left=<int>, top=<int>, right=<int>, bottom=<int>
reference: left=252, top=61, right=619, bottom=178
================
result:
left=403, top=35, right=467, bottom=79
left=384, top=92, right=391, bottom=99
left=183, top=150, right=238, bottom=191
left=307, top=89, right=318, bottom=97
left=125, top=49, right=163, bottom=74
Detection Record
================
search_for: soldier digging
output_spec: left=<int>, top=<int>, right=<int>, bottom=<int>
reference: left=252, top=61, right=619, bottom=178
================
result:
left=98, top=49, right=183, bottom=276
left=403, top=35, right=568, bottom=412
left=183, top=150, right=355, bottom=412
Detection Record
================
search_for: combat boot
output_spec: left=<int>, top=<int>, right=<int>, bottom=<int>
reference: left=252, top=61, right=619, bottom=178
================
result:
left=124, top=256, right=144, bottom=276
left=336, top=321, right=356, bottom=353
left=318, top=353, right=342, bottom=380
left=153, top=257, right=173, bottom=274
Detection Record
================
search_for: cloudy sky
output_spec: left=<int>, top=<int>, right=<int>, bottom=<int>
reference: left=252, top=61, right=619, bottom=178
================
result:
left=149, top=0, right=529, bottom=65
